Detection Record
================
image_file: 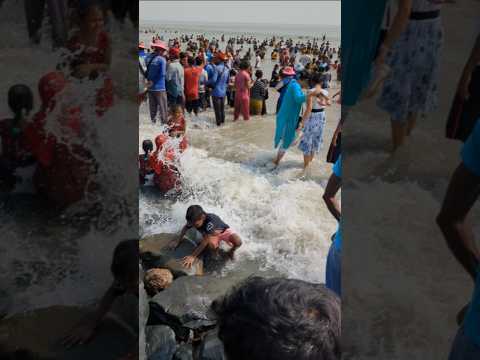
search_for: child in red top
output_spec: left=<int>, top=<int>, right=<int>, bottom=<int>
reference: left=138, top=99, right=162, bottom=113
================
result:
left=139, top=139, right=154, bottom=185
left=0, top=85, right=35, bottom=191
left=64, top=4, right=113, bottom=116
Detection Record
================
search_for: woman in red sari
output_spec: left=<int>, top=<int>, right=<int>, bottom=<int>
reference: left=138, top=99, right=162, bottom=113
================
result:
left=24, top=71, right=98, bottom=209
left=64, top=4, right=113, bottom=116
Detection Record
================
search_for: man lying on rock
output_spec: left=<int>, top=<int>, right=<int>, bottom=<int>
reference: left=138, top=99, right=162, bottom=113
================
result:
left=169, top=205, right=243, bottom=269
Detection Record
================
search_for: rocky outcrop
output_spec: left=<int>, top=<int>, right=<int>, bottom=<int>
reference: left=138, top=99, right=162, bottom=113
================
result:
left=198, top=330, right=226, bottom=360
left=146, top=325, right=176, bottom=360
left=173, top=344, right=194, bottom=360
left=140, top=232, right=203, bottom=277
left=149, top=275, right=235, bottom=331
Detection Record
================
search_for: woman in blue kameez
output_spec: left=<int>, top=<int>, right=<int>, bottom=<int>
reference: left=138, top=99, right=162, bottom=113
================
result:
left=272, top=67, right=320, bottom=168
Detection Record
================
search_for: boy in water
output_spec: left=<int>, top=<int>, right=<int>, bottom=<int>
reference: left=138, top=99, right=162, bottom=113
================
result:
left=170, top=205, right=242, bottom=269
left=139, top=139, right=153, bottom=186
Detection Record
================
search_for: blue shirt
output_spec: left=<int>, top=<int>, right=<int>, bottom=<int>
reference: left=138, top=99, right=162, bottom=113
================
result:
left=333, top=155, right=342, bottom=251
left=138, top=50, right=147, bottom=60
left=462, top=121, right=480, bottom=346
left=209, top=63, right=230, bottom=98
left=145, top=54, right=167, bottom=91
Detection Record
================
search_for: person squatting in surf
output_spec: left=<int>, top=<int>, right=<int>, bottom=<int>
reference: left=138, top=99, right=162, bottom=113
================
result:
left=169, top=205, right=243, bottom=269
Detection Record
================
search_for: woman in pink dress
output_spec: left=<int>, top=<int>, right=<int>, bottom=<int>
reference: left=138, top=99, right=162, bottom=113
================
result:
left=234, top=61, right=253, bottom=121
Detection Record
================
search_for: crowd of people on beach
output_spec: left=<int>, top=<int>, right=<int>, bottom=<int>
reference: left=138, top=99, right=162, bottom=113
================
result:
left=137, top=29, right=343, bottom=301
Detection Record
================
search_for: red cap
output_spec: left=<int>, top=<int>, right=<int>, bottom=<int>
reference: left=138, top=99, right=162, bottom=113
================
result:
left=139, top=41, right=146, bottom=49
left=169, top=47, right=180, bottom=58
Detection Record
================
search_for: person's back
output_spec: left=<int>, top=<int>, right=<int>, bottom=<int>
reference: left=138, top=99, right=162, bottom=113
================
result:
left=212, top=62, right=229, bottom=98
left=235, top=69, right=250, bottom=99
left=184, top=65, right=202, bottom=101
left=212, top=277, right=341, bottom=360
left=146, top=52, right=166, bottom=91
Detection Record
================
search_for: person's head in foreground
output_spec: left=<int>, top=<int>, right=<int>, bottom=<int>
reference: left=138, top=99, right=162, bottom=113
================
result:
left=212, top=277, right=341, bottom=360
left=185, top=204, right=207, bottom=228
left=255, top=70, right=263, bottom=80
left=111, top=239, right=139, bottom=296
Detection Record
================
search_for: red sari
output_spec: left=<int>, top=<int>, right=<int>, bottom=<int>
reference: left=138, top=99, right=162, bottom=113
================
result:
left=66, top=30, right=113, bottom=116
left=24, top=72, right=97, bottom=208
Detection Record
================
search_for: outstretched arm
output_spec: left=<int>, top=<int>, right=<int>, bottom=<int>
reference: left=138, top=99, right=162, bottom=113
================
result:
left=323, top=173, right=341, bottom=221
left=437, top=163, right=480, bottom=281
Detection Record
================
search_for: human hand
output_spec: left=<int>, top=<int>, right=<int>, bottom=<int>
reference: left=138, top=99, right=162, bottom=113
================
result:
left=60, top=319, right=97, bottom=348
left=182, top=255, right=196, bottom=269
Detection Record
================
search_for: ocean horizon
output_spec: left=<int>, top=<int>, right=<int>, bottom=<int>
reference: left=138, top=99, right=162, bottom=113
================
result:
left=140, top=19, right=340, bottom=39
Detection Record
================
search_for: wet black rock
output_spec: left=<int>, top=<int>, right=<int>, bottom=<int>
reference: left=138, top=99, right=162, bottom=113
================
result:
left=146, top=325, right=176, bottom=360
left=149, top=275, right=233, bottom=331
left=140, top=233, right=203, bottom=277
left=198, top=330, right=226, bottom=360
left=173, top=344, right=194, bottom=360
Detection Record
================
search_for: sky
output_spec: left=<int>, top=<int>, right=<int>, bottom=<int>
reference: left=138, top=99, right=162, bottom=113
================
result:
left=139, top=1, right=340, bottom=26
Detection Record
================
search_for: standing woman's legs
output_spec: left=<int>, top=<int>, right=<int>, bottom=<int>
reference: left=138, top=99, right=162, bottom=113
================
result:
left=390, top=119, right=407, bottom=152
left=233, top=95, right=241, bottom=120
left=220, top=97, right=226, bottom=124
left=242, top=97, right=250, bottom=120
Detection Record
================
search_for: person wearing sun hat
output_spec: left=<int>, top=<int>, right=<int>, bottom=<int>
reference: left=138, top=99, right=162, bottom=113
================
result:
left=145, top=40, right=168, bottom=124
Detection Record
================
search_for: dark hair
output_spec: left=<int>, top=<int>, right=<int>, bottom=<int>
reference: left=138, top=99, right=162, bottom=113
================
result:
left=8, top=85, right=33, bottom=118
left=230, top=69, right=237, bottom=76
left=311, top=72, right=323, bottom=86
left=142, top=139, right=153, bottom=153
left=212, top=277, right=341, bottom=360
left=239, top=60, right=250, bottom=70
left=255, top=70, right=263, bottom=79
left=195, top=57, right=204, bottom=66
left=185, top=205, right=205, bottom=224
left=187, top=56, right=195, bottom=66
left=110, top=239, right=139, bottom=281
left=179, top=52, right=187, bottom=59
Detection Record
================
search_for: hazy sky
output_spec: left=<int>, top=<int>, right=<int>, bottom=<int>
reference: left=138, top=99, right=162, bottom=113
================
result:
left=140, top=1, right=340, bottom=26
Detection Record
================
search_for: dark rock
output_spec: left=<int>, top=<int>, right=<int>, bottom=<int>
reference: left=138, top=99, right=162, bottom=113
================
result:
left=146, top=325, right=176, bottom=360
left=140, top=233, right=203, bottom=277
left=173, top=344, right=194, bottom=360
left=149, top=275, right=234, bottom=330
left=0, top=289, right=10, bottom=319
left=140, top=284, right=150, bottom=360
left=198, top=330, right=226, bottom=360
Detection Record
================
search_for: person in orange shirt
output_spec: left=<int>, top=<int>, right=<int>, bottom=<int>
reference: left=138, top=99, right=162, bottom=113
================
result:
left=183, top=56, right=203, bottom=116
